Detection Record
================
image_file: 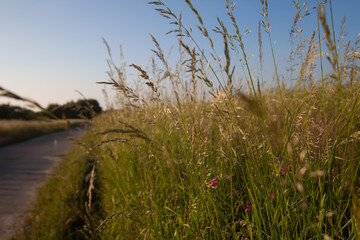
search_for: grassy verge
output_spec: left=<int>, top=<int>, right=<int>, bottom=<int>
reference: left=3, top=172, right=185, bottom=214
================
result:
left=0, top=119, right=86, bottom=147
left=16, top=133, right=99, bottom=240
left=18, top=0, right=360, bottom=239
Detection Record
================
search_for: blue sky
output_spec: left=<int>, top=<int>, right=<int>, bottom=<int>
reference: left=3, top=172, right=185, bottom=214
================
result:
left=0, top=0, right=359, bottom=109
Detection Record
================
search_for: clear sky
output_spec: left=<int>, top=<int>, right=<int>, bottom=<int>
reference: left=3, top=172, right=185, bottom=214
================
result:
left=0, top=0, right=359, bottom=109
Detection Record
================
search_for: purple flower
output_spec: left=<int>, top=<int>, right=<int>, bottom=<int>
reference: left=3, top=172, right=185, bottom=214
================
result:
left=210, top=178, right=218, bottom=189
left=246, top=203, right=252, bottom=212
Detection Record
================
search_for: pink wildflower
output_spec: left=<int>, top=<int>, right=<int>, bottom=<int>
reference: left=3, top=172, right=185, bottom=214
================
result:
left=281, top=165, right=286, bottom=175
left=210, top=178, right=218, bottom=189
left=270, top=192, right=274, bottom=199
left=246, top=203, right=252, bottom=212
left=281, top=165, right=292, bottom=175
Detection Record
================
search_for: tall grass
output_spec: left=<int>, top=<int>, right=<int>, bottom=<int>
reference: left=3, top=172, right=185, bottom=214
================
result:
left=87, top=0, right=360, bottom=239
left=21, top=0, right=360, bottom=239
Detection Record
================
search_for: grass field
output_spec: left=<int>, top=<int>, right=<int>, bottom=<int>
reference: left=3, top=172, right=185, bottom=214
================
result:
left=19, top=0, right=360, bottom=239
left=0, top=119, right=86, bottom=147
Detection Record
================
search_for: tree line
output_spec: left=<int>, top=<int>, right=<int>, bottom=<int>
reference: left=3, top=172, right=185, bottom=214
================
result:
left=0, top=99, right=102, bottom=120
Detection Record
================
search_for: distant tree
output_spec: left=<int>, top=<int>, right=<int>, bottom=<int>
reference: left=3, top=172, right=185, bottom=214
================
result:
left=0, top=104, right=37, bottom=120
left=76, top=99, right=102, bottom=118
left=44, top=103, right=60, bottom=118
left=45, top=99, right=102, bottom=119
left=0, top=104, right=13, bottom=119
left=46, top=103, right=60, bottom=112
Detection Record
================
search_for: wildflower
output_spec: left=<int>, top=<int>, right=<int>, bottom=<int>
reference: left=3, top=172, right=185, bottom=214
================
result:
left=246, top=203, right=252, bottom=212
left=270, top=192, right=274, bottom=199
left=280, top=165, right=286, bottom=175
left=280, top=165, right=292, bottom=175
left=210, top=178, right=218, bottom=189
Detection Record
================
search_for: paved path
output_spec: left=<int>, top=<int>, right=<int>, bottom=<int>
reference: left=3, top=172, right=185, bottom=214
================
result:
left=0, top=127, right=86, bottom=239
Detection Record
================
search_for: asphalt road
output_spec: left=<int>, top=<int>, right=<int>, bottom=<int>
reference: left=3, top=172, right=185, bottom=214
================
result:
left=0, top=127, right=86, bottom=239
